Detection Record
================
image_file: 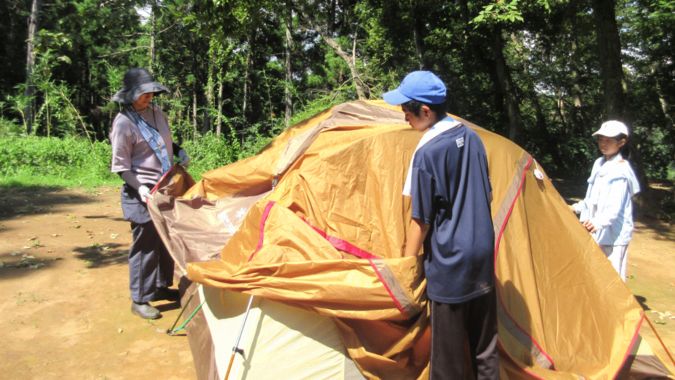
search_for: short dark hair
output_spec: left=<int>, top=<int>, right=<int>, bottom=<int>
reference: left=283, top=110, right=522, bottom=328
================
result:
left=401, top=99, right=447, bottom=119
left=615, top=133, right=631, bottom=159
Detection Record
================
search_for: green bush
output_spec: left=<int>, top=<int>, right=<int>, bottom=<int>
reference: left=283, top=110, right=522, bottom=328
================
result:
left=0, top=136, right=117, bottom=186
left=182, top=131, right=237, bottom=177
left=0, top=117, right=23, bottom=137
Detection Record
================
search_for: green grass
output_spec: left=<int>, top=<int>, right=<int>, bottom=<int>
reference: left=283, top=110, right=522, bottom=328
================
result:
left=0, top=132, right=261, bottom=188
left=0, top=136, right=119, bottom=188
left=0, top=169, right=122, bottom=188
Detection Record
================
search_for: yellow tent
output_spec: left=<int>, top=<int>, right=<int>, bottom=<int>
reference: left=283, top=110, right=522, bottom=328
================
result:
left=149, top=100, right=673, bottom=379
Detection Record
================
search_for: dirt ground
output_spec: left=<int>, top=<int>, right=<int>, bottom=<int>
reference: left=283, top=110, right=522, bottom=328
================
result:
left=0, top=184, right=673, bottom=379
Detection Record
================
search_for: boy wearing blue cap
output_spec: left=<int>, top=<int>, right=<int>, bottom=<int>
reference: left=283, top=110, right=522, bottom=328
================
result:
left=384, top=71, right=499, bottom=379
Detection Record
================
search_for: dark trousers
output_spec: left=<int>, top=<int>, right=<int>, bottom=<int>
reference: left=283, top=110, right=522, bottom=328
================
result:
left=129, top=221, right=174, bottom=303
left=121, top=184, right=174, bottom=303
left=430, top=290, right=500, bottom=380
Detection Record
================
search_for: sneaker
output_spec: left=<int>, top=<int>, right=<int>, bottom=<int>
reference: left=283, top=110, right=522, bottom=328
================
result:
left=131, top=302, right=161, bottom=319
left=153, top=287, right=180, bottom=302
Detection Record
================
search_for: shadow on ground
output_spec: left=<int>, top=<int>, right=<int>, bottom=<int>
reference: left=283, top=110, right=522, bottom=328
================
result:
left=72, top=243, right=128, bottom=268
left=0, top=184, right=96, bottom=220
left=635, top=295, right=650, bottom=311
left=0, top=251, right=62, bottom=280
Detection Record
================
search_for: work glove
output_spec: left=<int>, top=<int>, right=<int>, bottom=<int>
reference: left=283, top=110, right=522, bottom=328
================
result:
left=178, top=149, right=190, bottom=167
left=138, top=185, right=153, bottom=203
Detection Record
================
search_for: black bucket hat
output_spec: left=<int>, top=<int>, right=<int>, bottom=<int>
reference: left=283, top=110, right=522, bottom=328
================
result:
left=112, top=68, right=169, bottom=104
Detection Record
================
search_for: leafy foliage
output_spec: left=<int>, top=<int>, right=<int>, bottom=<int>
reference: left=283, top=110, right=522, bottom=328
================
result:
left=0, top=0, right=672, bottom=180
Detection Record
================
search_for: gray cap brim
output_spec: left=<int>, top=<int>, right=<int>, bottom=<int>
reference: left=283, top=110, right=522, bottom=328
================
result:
left=112, top=82, right=169, bottom=104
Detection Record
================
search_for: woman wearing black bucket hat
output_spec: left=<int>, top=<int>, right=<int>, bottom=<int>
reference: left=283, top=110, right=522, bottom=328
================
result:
left=110, top=68, right=188, bottom=319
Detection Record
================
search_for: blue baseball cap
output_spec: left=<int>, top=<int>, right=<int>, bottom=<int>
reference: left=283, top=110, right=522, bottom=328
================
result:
left=383, top=71, right=447, bottom=105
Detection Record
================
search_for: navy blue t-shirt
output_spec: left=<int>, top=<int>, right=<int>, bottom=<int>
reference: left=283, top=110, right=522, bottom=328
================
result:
left=410, top=124, right=494, bottom=304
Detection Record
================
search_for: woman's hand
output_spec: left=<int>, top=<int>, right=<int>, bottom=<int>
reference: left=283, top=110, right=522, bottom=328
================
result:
left=582, top=220, right=597, bottom=233
left=138, top=185, right=153, bottom=203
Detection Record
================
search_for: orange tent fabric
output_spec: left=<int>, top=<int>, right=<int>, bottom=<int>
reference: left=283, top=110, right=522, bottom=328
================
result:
left=149, top=100, right=673, bottom=379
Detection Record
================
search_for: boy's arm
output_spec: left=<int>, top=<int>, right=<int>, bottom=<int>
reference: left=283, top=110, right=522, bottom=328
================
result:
left=404, top=218, right=429, bottom=257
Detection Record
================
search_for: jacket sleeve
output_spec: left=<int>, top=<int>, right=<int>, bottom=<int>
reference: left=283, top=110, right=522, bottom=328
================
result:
left=589, top=177, right=629, bottom=229
left=110, top=115, right=134, bottom=174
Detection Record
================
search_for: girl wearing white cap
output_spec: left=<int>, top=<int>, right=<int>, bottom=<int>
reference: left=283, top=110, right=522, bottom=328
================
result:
left=571, top=120, right=640, bottom=281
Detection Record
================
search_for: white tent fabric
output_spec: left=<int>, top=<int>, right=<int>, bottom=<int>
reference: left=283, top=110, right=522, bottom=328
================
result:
left=200, top=285, right=364, bottom=379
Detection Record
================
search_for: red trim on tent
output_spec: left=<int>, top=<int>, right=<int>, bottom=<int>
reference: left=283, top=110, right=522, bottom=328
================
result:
left=303, top=220, right=406, bottom=314
left=493, top=156, right=532, bottom=260
left=248, top=204, right=405, bottom=313
left=493, top=156, right=557, bottom=370
left=306, top=224, right=378, bottom=260
left=613, top=313, right=645, bottom=379
left=248, top=201, right=276, bottom=262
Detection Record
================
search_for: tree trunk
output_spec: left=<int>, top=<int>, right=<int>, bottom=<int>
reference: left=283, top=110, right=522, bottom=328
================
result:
left=532, top=91, right=564, bottom=171
left=569, top=37, right=585, bottom=135
left=412, top=3, right=426, bottom=69
left=205, top=44, right=215, bottom=133
left=651, top=63, right=673, bottom=127
left=150, top=4, right=156, bottom=71
left=284, top=2, right=293, bottom=127
left=328, top=0, right=336, bottom=35
left=492, top=28, right=522, bottom=142
left=592, top=0, right=625, bottom=119
left=242, top=38, right=251, bottom=117
left=321, top=33, right=368, bottom=99
left=570, top=40, right=583, bottom=109
left=411, top=1, right=428, bottom=70
left=24, top=0, right=40, bottom=134
left=216, top=68, right=224, bottom=136
left=192, top=90, right=197, bottom=139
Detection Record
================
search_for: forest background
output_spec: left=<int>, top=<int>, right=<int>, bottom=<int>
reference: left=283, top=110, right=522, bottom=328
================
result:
left=0, top=0, right=672, bottom=191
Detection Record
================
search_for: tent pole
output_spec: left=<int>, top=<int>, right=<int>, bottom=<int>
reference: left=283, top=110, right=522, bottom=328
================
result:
left=224, top=176, right=275, bottom=379
left=224, top=294, right=255, bottom=380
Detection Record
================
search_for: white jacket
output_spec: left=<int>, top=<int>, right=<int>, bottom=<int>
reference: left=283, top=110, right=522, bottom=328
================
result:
left=572, top=154, right=640, bottom=246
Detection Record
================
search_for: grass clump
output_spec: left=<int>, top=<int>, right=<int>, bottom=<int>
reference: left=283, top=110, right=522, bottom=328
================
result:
left=0, top=136, right=118, bottom=187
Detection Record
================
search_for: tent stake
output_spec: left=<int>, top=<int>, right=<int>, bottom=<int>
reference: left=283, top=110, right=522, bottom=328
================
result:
left=224, top=294, right=255, bottom=380
left=166, top=292, right=195, bottom=335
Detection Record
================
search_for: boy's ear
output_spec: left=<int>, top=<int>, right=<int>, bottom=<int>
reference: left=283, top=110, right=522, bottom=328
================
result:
left=421, top=104, right=432, bottom=117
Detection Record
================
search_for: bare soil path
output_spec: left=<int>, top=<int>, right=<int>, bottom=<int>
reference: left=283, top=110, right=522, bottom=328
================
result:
left=0, top=186, right=194, bottom=379
left=0, top=184, right=672, bottom=379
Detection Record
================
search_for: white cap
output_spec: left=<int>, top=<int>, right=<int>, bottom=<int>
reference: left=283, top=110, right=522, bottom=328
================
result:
left=593, top=120, right=629, bottom=137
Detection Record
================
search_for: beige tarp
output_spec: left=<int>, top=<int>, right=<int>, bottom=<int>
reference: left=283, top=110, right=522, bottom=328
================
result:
left=149, top=100, right=674, bottom=379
